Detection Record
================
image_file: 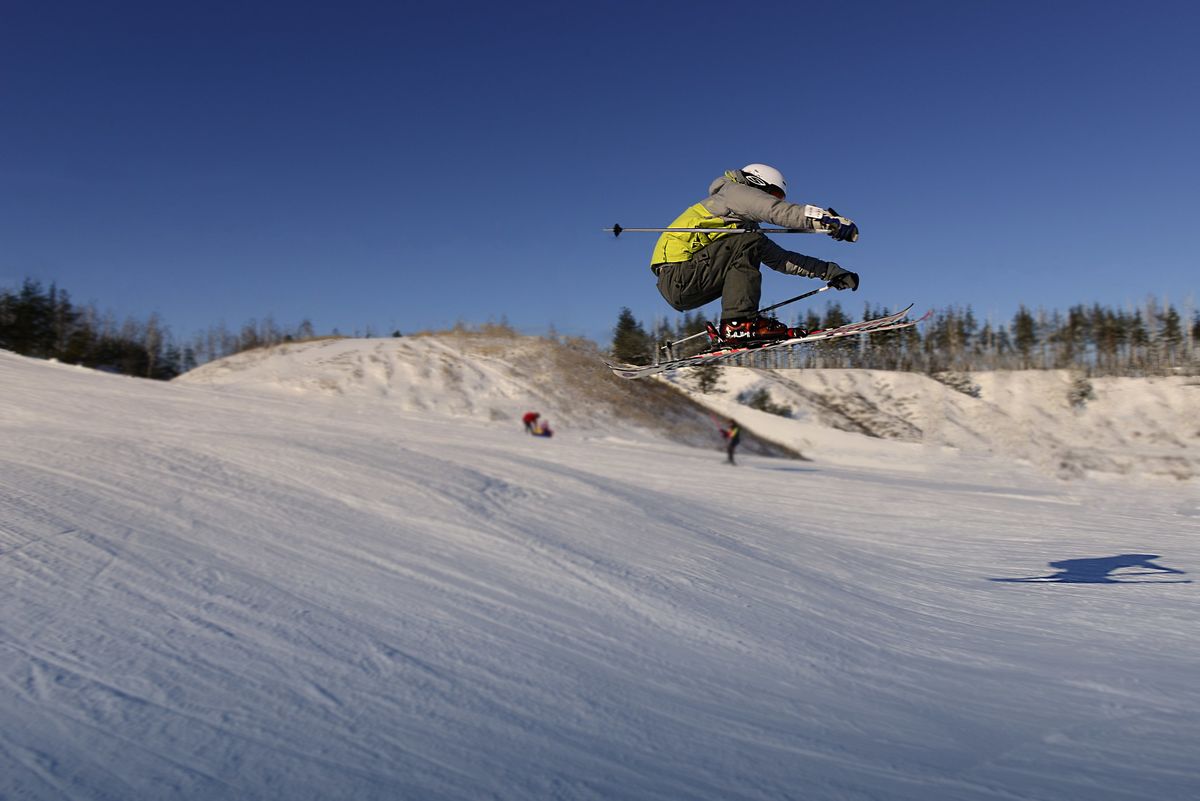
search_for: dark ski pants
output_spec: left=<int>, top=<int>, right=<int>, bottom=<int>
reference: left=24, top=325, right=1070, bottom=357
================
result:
left=654, top=233, right=767, bottom=321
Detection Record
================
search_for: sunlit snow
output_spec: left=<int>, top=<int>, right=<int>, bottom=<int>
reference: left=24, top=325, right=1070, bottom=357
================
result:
left=3, top=338, right=1197, bottom=800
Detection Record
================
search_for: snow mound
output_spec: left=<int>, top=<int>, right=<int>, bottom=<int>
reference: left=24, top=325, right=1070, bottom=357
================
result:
left=179, top=335, right=550, bottom=419
left=666, top=368, right=1200, bottom=480
left=180, top=337, right=1199, bottom=480
left=176, top=334, right=801, bottom=457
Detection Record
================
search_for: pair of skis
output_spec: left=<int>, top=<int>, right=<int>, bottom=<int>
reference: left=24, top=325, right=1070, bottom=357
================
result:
left=604, top=304, right=928, bottom=380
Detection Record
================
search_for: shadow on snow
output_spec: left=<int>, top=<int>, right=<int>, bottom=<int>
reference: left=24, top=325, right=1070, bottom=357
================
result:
left=991, top=554, right=1191, bottom=584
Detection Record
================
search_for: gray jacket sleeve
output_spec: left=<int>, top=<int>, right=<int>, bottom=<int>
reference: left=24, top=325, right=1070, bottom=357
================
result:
left=702, top=175, right=833, bottom=278
left=759, top=238, right=833, bottom=279
left=701, top=177, right=823, bottom=230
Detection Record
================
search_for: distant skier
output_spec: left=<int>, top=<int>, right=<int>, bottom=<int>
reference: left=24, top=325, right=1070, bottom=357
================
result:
left=650, top=164, right=861, bottom=343
left=522, top=411, right=540, bottom=434
left=531, top=419, right=554, bottom=438
left=720, top=419, right=741, bottom=465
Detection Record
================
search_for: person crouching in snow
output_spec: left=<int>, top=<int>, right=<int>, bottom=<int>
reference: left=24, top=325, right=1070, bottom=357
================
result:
left=522, top=411, right=540, bottom=434
left=531, top=419, right=553, bottom=438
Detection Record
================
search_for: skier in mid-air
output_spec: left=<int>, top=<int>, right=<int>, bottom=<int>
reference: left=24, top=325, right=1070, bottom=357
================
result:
left=650, top=164, right=861, bottom=343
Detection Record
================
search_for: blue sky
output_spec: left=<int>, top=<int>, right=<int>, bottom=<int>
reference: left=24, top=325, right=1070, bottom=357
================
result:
left=3, top=0, right=1197, bottom=345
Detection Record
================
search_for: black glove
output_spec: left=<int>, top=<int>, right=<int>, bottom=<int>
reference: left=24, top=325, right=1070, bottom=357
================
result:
left=820, top=208, right=859, bottom=242
left=824, top=262, right=860, bottom=291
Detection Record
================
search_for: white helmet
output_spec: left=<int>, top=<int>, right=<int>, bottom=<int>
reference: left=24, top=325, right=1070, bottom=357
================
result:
left=741, top=163, right=787, bottom=198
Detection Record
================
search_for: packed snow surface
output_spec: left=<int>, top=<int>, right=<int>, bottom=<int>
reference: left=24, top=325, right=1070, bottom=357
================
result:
left=2, top=339, right=1198, bottom=801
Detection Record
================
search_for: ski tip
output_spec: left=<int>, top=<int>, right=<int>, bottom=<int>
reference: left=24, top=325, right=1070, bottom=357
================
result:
left=602, top=358, right=675, bottom=380
left=601, top=359, right=641, bottom=379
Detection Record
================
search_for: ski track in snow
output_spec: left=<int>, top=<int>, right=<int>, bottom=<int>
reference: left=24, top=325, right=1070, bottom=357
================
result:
left=2, top=345, right=1198, bottom=801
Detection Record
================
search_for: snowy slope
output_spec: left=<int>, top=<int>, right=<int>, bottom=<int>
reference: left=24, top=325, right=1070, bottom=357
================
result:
left=177, top=333, right=801, bottom=457
left=2, top=345, right=1199, bottom=801
left=665, top=366, right=1200, bottom=481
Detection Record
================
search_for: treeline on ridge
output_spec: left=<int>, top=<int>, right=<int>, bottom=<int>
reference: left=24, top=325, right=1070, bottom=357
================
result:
left=6, top=277, right=1198, bottom=380
left=0, top=278, right=324, bottom=379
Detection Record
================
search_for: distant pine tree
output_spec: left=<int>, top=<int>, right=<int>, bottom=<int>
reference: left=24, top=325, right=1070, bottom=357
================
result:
left=694, top=364, right=722, bottom=394
left=1012, top=306, right=1037, bottom=369
left=0, top=278, right=56, bottom=357
left=611, top=307, right=653, bottom=365
left=1159, top=304, right=1182, bottom=368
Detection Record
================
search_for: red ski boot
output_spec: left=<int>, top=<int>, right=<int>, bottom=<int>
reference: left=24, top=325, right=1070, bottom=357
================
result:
left=716, top=316, right=804, bottom=343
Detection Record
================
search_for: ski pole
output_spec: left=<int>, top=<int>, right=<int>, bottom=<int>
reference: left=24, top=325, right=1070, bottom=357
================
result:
left=661, top=328, right=709, bottom=356
left=756, top=284, right=831, bottom=315
left=606, top=223, right=809, bottom=237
